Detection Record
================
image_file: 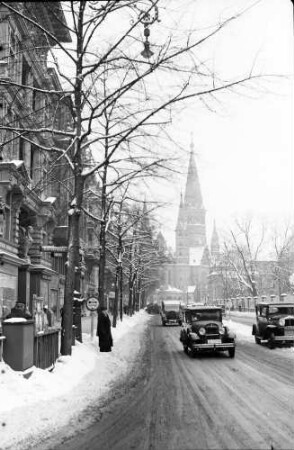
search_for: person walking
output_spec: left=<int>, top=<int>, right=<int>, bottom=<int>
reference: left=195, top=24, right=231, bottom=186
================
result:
left=97, top=306, right=113, bottom=352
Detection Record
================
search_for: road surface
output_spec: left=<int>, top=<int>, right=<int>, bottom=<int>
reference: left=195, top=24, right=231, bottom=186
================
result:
left=40, top=314, right=294, bottom=450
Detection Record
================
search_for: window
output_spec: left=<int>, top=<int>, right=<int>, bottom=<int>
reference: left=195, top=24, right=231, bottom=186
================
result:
left=8, top=26, right=21, bottom=83
left=11, top=120, right=19, bottom=159
left=21, top=57, right=30, bottom=85
left=88, top=228, right=93, bottom=246
left=0, top=195, right=11, bottom=241
left=261, top=307, right=267, bottom=317
left=19, top=136, right=24, bottom=160
left=0, top=21, right=8, bottom=60
left=52, top=254, right=66, bottom=276
left=0, top=96, right=8, bottom=153
left=0, top=97, right=7, bottom=119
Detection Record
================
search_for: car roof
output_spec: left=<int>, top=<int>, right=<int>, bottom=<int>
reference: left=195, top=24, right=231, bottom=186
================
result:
left=184, top=304, right=222, bottom=311
left=256, top=302, right=294, bottom=307
left=162, top=300, right=180, bottom=304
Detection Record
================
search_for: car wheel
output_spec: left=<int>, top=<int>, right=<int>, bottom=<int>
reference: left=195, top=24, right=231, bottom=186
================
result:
left=183, top=345, right=188, bottom=355
left=255, top=335, right=261, bottom=345
left=228, top=348, right=235, bottom=358
left=268, top=333, right=275, bottom=349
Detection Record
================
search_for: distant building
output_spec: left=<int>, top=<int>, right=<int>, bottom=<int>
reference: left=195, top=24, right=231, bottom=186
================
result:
left=153, top=285, right=184, bottom=305
left=161, top=140, right=212, bottom=302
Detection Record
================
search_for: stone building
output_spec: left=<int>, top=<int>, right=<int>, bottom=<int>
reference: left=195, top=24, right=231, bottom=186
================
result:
left=0, top=2, right=101, bottom=322
left=0, top=2, right=72, bottom=319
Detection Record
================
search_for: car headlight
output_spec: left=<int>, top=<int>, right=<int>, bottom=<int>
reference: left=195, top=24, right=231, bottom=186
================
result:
left=219, top=327, right=225, bottom=335
left=279, top=318, right=285, bottom=326
left=189, top=332, right=198, bottom=340
left=198, top=327, right=206, bottom=336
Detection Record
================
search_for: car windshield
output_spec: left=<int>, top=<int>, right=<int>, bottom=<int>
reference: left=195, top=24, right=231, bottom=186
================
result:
left=164, top=305, right=179, bottom=311
left=188, top=310, right=221, bottom=322
left=268, top=306, right=294, bottom=316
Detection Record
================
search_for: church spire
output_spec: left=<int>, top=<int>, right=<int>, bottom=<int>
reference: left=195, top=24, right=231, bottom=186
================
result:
left=190, top=132, right=195, bottom=152
left=183, top=137, right=204, bottom=209
left=175, top=135, right=207, bottom=264
left=180, top=191, right=183, bottom=207
left=211, top=220, right=220, bottom=262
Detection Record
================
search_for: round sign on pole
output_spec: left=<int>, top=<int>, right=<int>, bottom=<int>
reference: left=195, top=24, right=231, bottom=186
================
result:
left=86, top=297, right=99, bottom=311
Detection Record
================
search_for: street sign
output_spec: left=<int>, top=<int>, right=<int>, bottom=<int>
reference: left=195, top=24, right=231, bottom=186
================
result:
left=86, top=297, right=99, bottom=311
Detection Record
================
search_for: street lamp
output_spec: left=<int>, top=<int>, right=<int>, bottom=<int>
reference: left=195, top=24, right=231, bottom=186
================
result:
left=139, top=1, right=160, bottom=59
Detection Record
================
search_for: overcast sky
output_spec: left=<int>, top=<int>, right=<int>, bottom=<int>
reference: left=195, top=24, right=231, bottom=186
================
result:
left=56, top=1, right=293, bottom=250
left=153, top=0, right=293, bottom=248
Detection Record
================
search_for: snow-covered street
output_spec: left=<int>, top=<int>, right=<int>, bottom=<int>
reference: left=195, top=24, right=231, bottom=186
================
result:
left=0, top=311, right=150, bottom=450
left=1, top=311, right=293, bottom=450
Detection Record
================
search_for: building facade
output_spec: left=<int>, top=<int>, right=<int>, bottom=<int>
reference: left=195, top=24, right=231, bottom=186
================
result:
left=0, top=2, right=101, bottom=323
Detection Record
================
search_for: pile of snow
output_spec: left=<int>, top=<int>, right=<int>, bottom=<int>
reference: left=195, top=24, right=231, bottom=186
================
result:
left=224, top=319, right=254, bottom=343
left=0, top=311, right=150, bottom=450
left=3, top=318, right=27, bottom=323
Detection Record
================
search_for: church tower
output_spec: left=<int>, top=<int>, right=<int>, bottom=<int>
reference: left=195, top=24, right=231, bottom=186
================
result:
left=175, top=140, right=207, bottom=265
left=210, top=220, right=220, bottom=265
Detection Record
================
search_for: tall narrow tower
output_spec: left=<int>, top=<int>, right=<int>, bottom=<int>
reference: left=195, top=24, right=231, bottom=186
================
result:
left=175, top=140, right=206, bottom=264
left=210, top=220, right=220, bottom=265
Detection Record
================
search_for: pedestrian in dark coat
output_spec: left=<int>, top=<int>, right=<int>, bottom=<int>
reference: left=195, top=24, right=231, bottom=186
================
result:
left=97, top=306, right=113, bottom=352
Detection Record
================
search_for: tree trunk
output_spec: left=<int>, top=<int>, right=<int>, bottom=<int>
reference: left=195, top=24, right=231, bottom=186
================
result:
left=98, top=218, right=106, bottom=309
left=119, top=264, right=123, bottom=321
left=128, top=267, right=133, bottom=316
left=98, top=162, right=109, bottom=309
left=61, top=176, right=84, bottom=355
left=113, top=265, right=119, bottom=327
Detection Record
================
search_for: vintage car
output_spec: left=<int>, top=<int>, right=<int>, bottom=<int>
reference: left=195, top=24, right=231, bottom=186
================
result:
left=161, top=300, right=182, bottom=326
left=180, top=304, right=236, bottom=357
left=252, top=302, right=294, bottom=348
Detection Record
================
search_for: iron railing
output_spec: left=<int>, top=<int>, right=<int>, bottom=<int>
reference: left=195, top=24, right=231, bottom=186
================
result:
left=34, top=328, right=60, bottom=370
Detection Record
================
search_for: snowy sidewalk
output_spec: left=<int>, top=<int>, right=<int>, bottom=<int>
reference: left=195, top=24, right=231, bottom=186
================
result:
left=0, top=311, right=150, bottom=450
left=225, top=310, right=255, bottom=319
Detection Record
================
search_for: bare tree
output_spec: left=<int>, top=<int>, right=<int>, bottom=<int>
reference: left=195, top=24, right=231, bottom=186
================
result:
left=220, top=217, right=267, bottom=298
left=270, top=219, right=294, bottom=296
left=0, top=1, right=266, bottom=354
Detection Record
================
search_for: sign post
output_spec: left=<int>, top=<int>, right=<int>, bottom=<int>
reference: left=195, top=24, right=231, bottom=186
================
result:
left=86, top=297, right=99, bottom=339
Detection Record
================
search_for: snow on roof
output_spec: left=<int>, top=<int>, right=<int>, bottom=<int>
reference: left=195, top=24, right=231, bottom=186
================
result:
left=162, top=285, right=183, bottom=293
left=162, top=300, right=181, bottom=305
left=3, top=318, right=27, bottom=323
left=11, top=160, right=24, bottom=169
left=43, top=197, right=57, bottom=204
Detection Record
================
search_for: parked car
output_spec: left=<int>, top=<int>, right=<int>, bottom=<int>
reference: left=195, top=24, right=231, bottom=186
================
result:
left=180, top=304, right=236, bottom=357
left=161, top=300, right=182, bottom=326
left=146, top=303, right=160, bottom=315
left=252, top=302, right=294, bottom=348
